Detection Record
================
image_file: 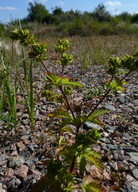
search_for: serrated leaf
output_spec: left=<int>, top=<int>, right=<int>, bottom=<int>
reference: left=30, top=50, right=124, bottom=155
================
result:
left=83, top=150, right=102, bottom=172
left=87, top=109, right=109, bottom=122
left=48, top=110, right=73, bottom=121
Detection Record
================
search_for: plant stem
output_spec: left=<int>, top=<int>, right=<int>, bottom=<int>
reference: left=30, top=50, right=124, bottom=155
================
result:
left=70, top=156, right=76, bottom=173
left=41, top=60, right=49, bottom=73
left=86, top=88, right=111, bottom=120
left=59, top=86, right=76, bottom=122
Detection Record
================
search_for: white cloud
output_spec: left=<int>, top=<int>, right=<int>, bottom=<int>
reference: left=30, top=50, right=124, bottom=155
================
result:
left=58, top=1, right=65, bottom=7
left=105, top=1, right=121, bottom=8
left=0, top=6, right=16, bottom=11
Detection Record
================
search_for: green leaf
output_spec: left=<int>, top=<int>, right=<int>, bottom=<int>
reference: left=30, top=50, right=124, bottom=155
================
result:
left=87, top=109, right=109, bottom=122
left=109, top=77, right=125, bottom=92
left=48, top=110, right=73, bottom=123
left=56, top=77, right=63, bottom=86
left=60, top=126, right=74, bottom=133
left=46, top=72, right=57, bottom=84
left=82, top=176, right=103, bottom=192
left=59, top=136, right=64, bottom=146
left=83, top=150, right=102, bottom=172
left=61, top=77, right=70, bottom=84
left=64, top=81, right=83, bottom=87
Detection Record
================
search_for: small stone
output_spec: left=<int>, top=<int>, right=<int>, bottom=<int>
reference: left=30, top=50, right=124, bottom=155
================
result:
left=106, top=144, right=118, bottom=150
left=100, top=137, right=110, bottom=144
left=27, top=144, right=34, bottom=152
left=10, top=150, right=18, bottom=156
left=128, top=153, right=138, bottom=164
left=104, top=104, right=116, bottom=111
left=117, top=95, right=125, bottom=104
left=25, top=159, right=34, bottom=167
left=7, top=178, right=16, bottom=189
left=113, top=153, right=123, bottom=161
left=118, top=161, right=129, bottom=172
left=125, top=174, right=138, bottom=191
left=0, top=154, right=8, bottom=161
left=119, top=150, right=124, bottom=156
left=109, top=161, right=118, bottom=171
left=29, top=169, right=42, bottom=180
left=133, top=99, right=138, bottom=106
left=15, top=165, right=29, bottom=180
left=16, top=141, right=25, bottom=152
left=0, top=183, right=7, bottom=192
left=15, top=178, right=21, bottom=185
left=132, top=169, right=138, bottom=179
left=22, top=119, right=29, bottom=125
left=39, top=115, right=47, bottom=121
left=105, top=125, right=117, bottom=133
left=103, top=132, right=109, bottom=137
left=5, top=168, right=14, bottom=178
left=103, top=170, right=110, bottom=180
left=22, top=113, right=29, bottom=119
left=8, top=156, right=25, bottom=168
left=83, top=122, right=101, bottom=131
left=34, top=109, right=39, bottom=120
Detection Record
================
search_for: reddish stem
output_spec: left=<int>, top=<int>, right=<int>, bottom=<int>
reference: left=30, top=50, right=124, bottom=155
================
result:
left=41, top=60, right=49, bottom=73
left=59, top=86, right=76, bottom=122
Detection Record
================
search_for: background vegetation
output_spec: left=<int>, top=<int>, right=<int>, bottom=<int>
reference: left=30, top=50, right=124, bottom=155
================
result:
left=0, top=2, right=138, bottom=37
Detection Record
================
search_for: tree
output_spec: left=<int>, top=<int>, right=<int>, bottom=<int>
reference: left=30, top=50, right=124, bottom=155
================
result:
left=52, top=7, right=64, bottom=24
left=27, top=1, right=49, bottom=23
left=131, top=13, right=138, bottom=23
left=93, top=3, right=111, bottom=22
left=117, top=12, right=132, bottom=23
left=52, top=7, right=64, bottom=16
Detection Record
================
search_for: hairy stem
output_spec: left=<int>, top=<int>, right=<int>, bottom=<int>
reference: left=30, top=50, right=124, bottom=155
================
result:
left=41, top=60, right=49, bottom=73
left=59, top=86, right=76, bottom=122
left=59, top=86, right=78, bottom=173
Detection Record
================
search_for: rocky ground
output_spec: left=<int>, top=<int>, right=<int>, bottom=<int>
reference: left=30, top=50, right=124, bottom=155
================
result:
left=0, top=63, right=138, bottom=192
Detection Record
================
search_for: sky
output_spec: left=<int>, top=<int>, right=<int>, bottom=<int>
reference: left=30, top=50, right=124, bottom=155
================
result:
left=0, top=0, right=138, bottom=23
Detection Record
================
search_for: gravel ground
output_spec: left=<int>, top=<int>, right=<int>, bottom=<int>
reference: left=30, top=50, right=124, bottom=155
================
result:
left=0, top=63, right=138, bottom=192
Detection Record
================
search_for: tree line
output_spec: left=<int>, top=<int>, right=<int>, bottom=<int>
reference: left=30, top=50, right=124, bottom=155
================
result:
left=23, top=2, right=138, bottom=24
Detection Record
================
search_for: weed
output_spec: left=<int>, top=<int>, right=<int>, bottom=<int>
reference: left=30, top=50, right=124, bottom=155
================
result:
left=2, top=28, right=137, bottom=191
